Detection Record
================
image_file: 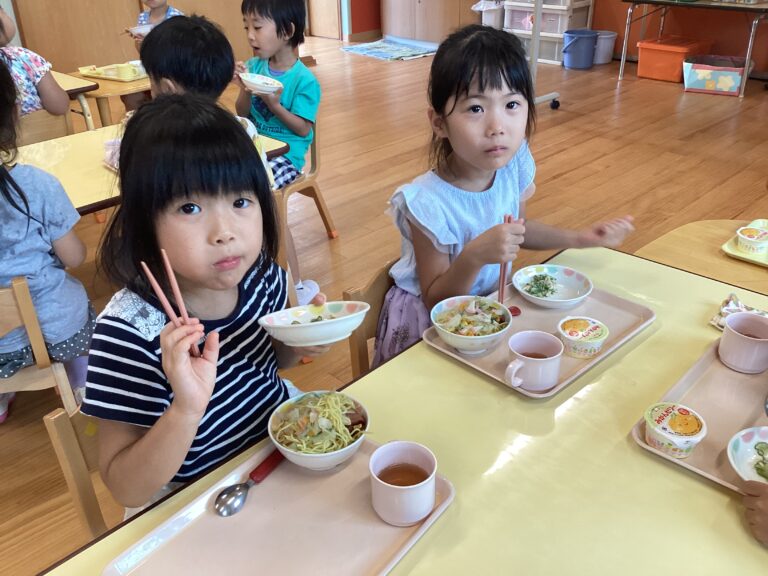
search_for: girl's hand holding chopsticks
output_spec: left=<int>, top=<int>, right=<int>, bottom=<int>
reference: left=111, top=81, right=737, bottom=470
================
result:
left=160, top=320, right=220, bottom=419
left=463, top=216, right=525, bottom=268
left=142, top=248, right=221, bottom=417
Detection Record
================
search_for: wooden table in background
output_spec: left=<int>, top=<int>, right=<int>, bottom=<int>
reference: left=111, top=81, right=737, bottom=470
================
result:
left=18, top=127, right=289, bottom=214
left=635, top=220, right=767, bottom=296
left=51, top=71, right=99, bottom=131
left=69, top=73, right=151, bottom=127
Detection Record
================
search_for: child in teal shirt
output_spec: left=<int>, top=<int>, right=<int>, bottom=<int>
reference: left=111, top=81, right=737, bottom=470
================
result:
left=235, top=0, right=322, bottom=305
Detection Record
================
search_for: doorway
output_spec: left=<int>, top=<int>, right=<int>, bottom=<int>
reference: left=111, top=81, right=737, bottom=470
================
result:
left=307, top=0, right=340, bottom=40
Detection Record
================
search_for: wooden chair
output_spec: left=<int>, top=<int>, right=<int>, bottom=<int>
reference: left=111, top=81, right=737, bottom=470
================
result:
left=44, top=407, right=108, bottom=538
left=17, top=109, right=73, bottom=146
left=0, top=277, right=77, bottom=414
left=342, top=260, right=396, bottom=379
left=274, top=123, right=338, bottom=269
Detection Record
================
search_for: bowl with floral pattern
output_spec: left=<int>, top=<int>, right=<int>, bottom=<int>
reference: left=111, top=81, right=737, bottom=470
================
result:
left=512, top=265, right=593, bottom=309
left=727, top=426, right=768, bottom=484
left=258, top=301, right=370, bottom=347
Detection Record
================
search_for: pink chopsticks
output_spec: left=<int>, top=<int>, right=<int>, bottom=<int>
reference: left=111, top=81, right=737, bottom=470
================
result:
left=141, top=249, right=200, bottom=357
left=497, top=214, right=514, bottom=304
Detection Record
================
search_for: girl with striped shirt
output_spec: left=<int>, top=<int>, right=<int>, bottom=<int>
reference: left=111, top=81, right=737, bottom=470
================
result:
left=82, top=94, right=327, bottom=511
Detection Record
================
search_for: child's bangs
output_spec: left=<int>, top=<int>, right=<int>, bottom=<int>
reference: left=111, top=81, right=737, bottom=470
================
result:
left=451, top=41, right=533, bottom=106
left=119, top=102, right=267, bottom=215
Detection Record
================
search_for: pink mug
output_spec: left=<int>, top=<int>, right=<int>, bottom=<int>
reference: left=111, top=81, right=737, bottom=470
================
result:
left=505, top=330, right=564, bottom=392
left=718, top=312, right=768, bottom=374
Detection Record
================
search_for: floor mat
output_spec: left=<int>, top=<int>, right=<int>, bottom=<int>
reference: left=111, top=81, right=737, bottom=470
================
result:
left=341, top=39, right=436, bottom=61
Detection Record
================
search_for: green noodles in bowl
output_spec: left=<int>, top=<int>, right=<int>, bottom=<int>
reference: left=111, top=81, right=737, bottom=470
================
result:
left=268, top=391, right=369, bottom=471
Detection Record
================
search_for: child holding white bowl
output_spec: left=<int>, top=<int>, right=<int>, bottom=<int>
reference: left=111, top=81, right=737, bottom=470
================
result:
left=234, top=0, right=322, bottom=306
left=373, top=25, right=634, bottom=366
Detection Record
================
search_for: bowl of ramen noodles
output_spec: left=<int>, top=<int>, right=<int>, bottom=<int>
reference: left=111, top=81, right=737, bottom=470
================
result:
left=431, top=296, right=512, bottom=355
left=727, top=426, right=768, bottom=483
left=258, top=301, right=370, bottom=347
left=512, top=265, right=592, bottom=309
left=269, top=391, right=369, bottom=471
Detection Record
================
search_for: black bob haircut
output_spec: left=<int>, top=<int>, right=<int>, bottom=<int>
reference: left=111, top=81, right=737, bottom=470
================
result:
left=140, top=15, right=235, bottom=99
left=429, top=25, right=537, bottom=172
left=99, top=94, right=279, bottom=299
left=241, top=0, right=305, bottom=48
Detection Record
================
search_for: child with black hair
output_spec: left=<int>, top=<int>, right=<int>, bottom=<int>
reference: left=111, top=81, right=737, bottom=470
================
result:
left=136, top=14, right=273, bottom=186
left=374, top=25, right=635, bottom=365
left=235, top=0, right=321, bottom=305
left=0, top=62, right=93, bottom=422
left=0, top=7, right=68, bottom=117
left=81, top=94, right=327, bottom=511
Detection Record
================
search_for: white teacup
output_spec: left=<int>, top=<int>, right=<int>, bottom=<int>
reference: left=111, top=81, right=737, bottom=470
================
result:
left=505, top=330, right=563, bottom=391
left=718, top=312, right=768, bottom=374
left=369, top=441, right=437, bottom=527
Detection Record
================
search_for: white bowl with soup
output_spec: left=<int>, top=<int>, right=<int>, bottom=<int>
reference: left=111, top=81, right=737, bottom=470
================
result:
left=268, top=391, right=368, bottom=471
left=430, top=296, right=512, bottom=355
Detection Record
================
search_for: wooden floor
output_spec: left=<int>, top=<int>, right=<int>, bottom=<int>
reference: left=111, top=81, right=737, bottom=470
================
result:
left=2, top=36, right=767, bottom=575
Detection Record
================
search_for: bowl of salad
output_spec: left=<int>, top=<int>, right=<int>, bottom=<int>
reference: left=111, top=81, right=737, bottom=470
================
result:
left=512, top=265, right=593, bottom=309
left=239, top=73, right=283, bottom=95
left=430, top=296, right=512, bottom=356
left=258, top=301, right=370, bottom=347
left=269, top=391, right=369, bottom=471
left=727, top=426, right=768, bottom=484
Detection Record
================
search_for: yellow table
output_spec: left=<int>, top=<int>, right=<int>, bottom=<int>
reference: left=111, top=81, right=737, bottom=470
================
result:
left=43, top=249, right=768, bottom=575
left=51, top=71, right=99, bottom=131
left=636, top=220, right=768, bottom=296
left=18, top=127, right=290, bottom=215
left=70, top=73, right=151, bottom=127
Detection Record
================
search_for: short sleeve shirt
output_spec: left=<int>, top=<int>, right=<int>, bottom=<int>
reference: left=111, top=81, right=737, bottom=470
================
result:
left=0, top=164, right=89, bottom=352
left=388, top=141, right=536, bottom=297
left=81, top=255, right=290, bottom=481
left=0, top=47, right=52, bottom=115
left=245, top=58, right=321, bottom=171
left=137, top=5, right=183, bottom=25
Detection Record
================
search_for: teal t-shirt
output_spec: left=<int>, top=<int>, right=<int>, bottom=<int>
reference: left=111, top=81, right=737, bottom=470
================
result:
left=246, top=58, right=320, bottom=171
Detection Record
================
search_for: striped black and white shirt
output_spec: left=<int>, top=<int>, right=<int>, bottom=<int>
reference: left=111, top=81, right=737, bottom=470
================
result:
left=82, top=255, right=290, bottom=481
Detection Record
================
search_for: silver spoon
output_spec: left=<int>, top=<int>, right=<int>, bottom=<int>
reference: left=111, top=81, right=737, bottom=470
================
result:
left=214, top=449, right=284, bottom=517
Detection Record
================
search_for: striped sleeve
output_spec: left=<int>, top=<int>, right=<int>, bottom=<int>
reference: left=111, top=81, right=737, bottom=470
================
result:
left=82, top=316, right=171, bottom=427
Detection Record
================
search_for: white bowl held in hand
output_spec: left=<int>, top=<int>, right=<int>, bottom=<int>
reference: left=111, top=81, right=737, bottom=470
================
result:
left=128, top=24, right=154, bottom=37
left=512, top=265, right=593, bottom=309
left=727, top=426, right=768, bottom=483
left=268, top=391, right=369, bottom=471
left=258, top=301, right=370, bottom=347
left=239, top=72, right=283, bottom=94
left=430, top=296, right=512, bottom=356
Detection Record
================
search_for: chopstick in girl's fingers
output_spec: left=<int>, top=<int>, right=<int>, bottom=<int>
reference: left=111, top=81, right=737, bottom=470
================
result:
left=497, top=214, right=514, bottom=304
left=161, top=249, right=191, bottom=325
left=140, top=260, right=201, bottom=357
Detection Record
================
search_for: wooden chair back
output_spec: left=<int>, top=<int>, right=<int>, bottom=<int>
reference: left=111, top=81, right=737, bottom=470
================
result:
left=44, top=407, right=107, bottom=538
left=274, top=122, right=337, bottom=269
left=0, top=277, right=77, bottom=413
left=18, top=109, right=73, bottom=146
left=342, top=260, right=396, bottom=379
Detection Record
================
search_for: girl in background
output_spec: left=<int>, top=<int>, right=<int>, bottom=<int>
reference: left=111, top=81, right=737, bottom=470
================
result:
left=82, top=94, right=326, bottom=512
left=0, top=62, right=93, bottom=422
left=0, top=7, right=68, bottom=116
left=374, top=25, right=634, bottom=366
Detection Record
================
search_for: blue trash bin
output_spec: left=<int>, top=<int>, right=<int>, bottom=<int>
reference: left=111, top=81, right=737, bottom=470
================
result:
left=562, top=29, right=598, bottom=70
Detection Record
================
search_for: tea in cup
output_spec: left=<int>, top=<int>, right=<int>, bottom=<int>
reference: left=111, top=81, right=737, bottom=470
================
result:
left=718, top=312, right=768, bottom=374
left=505, top=330, right=563, bottom=392
left=369, top=441, right=436, bottom=527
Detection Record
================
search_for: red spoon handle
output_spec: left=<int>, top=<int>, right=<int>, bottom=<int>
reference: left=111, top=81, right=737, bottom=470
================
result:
left=249, top=449, right=285, bottom=484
